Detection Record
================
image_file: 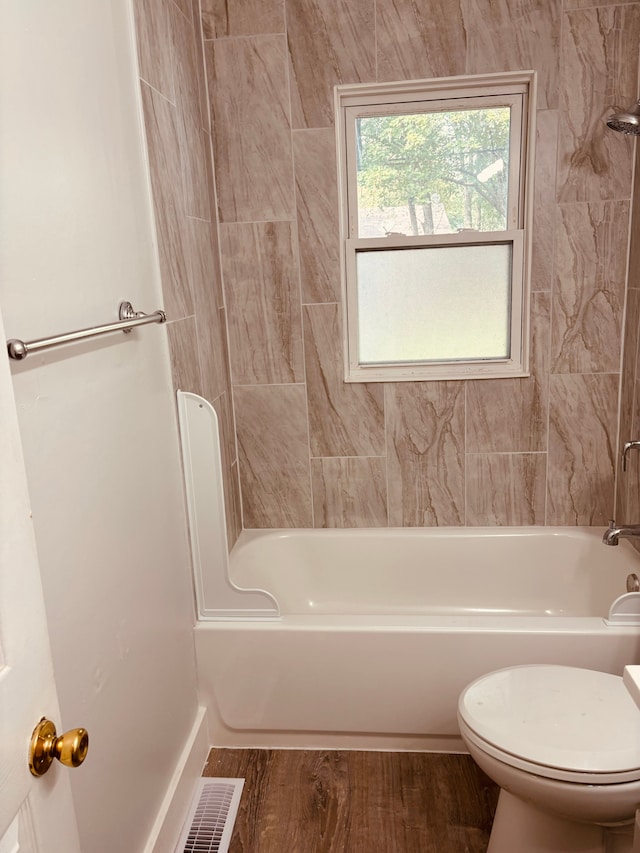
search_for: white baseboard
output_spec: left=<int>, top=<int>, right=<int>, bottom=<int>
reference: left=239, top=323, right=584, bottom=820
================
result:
left=143, top=706, right=210, bottom=853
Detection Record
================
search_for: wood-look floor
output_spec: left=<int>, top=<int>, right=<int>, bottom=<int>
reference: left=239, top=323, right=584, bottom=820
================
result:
left=204, top=749, right=498, bottom=852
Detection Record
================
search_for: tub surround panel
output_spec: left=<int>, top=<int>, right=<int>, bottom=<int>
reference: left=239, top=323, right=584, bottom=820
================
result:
left=376, top=0, right=467, bottom=83
left=235, top=385, right=313, bottom=528
left=557, top=6, right=640, bottom=203
left=552, top=201, right=628, bottom=374
left=304, top=303, right=385, bottom=458
left=287, top=0, right=376, bottom=129
left=208, top=36, right=295, bottom=222
left=311, top=457, right=388, bottom=528
left=201, top=0, right=284, bottom=39
left=293, top=130, right=341, bottom=304
left=386, top=383, right=466, bottom=527
left=466, top=453, right=547, bottom=526
left=532, top=111, right=559, bottom=293
left=466, top=292, right=550, bottom=455
left=547, top=373, right=618, bottom=525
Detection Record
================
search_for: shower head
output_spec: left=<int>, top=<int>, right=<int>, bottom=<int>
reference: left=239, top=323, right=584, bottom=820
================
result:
left=606, top=100, right=640, bottom=135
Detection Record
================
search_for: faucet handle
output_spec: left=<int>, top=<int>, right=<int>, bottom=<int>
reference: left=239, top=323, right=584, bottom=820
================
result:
left=623, top=441, right=640, bottom=472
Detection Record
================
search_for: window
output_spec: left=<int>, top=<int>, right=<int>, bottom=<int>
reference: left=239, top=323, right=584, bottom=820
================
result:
left=335, top=72, right=536, bottom=382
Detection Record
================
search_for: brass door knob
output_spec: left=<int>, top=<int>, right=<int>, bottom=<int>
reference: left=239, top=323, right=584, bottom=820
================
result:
left=29, top=717, right=89, bottom=777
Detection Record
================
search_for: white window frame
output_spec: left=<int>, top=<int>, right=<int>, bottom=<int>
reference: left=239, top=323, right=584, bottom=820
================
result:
left=335, top=71, right=537, bottom=382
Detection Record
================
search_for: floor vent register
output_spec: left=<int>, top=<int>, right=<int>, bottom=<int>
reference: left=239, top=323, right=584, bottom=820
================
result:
left=176, top=778, right=244, bottom=853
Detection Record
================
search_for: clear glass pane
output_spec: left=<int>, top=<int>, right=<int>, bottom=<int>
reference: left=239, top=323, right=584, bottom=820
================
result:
left=356, top=243, right=512, bottom=364
left=356, top=107, right=511, bottom=238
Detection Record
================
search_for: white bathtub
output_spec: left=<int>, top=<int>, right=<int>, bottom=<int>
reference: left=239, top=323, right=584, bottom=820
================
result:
left=195, top=527, right=640, bottom=751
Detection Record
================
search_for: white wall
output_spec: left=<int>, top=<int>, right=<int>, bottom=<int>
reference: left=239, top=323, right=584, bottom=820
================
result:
left=0, top=1, right=200, bottom=850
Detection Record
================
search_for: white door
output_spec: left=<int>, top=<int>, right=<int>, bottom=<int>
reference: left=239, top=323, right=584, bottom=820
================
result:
left=0, top=303, right=81, bottom=852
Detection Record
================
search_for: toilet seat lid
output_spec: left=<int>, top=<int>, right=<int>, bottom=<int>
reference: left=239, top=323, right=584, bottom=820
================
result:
left=459, top=665, right=640, bottom=783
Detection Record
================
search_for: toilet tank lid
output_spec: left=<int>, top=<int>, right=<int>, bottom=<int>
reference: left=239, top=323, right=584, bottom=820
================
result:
left=458, top=665, right=640, bottom=777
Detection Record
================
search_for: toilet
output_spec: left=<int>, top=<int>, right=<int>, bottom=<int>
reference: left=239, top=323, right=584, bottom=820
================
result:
left=458, top=665, right=640, bottom=853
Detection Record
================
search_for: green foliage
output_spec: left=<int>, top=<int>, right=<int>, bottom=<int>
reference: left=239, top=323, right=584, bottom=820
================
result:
left=357, top=107, right=510, bottom=235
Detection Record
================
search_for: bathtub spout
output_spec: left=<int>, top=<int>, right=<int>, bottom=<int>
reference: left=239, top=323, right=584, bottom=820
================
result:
left=603, top=519, right=640, bottom=546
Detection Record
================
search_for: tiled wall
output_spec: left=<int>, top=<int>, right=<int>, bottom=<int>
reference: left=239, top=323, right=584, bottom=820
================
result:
left=133, top=0, right=242, bottom=544
left=618, top=143, right=640, bottom=530
left=136, top=1, right=640, bottom=537
left=202, top=0, right=640, bottom=531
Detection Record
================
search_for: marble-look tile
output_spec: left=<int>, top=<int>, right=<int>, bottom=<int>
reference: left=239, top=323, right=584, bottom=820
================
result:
left=221, top=222, right=304, bottom=385
left=140, top=83, right=193, bottom=320
left=547, top=373, right=618, bottom=525
left=311, top=457, right=388, bottom=528
left=463, top=0, right=561, bottom=110
left=171, top=5, right=214, bottom=220
left=212, top=391, right=237, bottom=492
left=207, top=35, right=294, bottom=222
left=625, top=377, right=640, bottom=526
left=628, top=144, right=640, bottom=290
left=179, top=122, right=215, bottom=221
left=133, top=0, right=173, bottom=100
left=287, top=0, right=375, bottom=129
left=173, top=0, right=192, bottom=22
left=615, top=287, right=640, bottom=520
left=467, top=291, right=550, bottom=453
left=167, top=317, right=203, bottom=394
left=171, top=0, right=201, bottom=131
left=557, top=6, right=640, bottom=203
left=212, top=394, right=242, bottom=547
left=188, top=215, right=223, bottom=316
left=386, top=382, right=465, bottom=527
left=198, top=305, right=232, bottom=404
left=376, top=0, right=466, bottom=83
left=531, top=111, right=558, bottom=293
left=293, top=130, right=340, bottom=303
left=188, top=217, right=228, bottom=403
left=466, top=453, right=547, bottom=526
left=304, top=304, right=385, bottom=457
left=565, top=0, right=638, bottom=8
left=624, top=306, right=640, bottom=522
left=226, top=461, right=243, bottom=546
left=192, top=0, right=211, bottom=133
left=552, top=201, right=628, bottom=374
left=234, top=385, right=312, bottom=528
left=201, top=0, right=284, bottom=39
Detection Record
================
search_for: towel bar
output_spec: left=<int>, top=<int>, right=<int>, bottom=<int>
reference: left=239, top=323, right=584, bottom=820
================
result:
left=6, top=301, right=166, bottom=360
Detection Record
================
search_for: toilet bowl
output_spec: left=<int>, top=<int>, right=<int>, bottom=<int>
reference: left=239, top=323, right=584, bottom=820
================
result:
left=458, top=665, right=640, bottom=853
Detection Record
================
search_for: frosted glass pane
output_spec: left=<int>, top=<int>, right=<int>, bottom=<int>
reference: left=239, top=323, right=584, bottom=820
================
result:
left=356, top=244, right=511, bottom=364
